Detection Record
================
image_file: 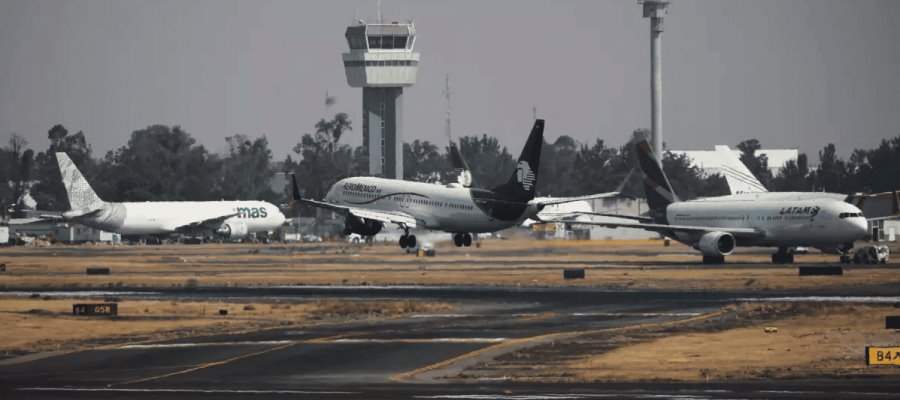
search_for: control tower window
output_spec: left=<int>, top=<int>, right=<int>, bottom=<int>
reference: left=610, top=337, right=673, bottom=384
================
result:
left=368, top=36, right=382, bottom=49
left=394, top=36, right=407, bottom=49
left=346, top=35, right=367, bottom=50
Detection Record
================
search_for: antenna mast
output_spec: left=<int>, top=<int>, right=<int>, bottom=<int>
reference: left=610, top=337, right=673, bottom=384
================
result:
left=444, top=74, right=452, bottom=142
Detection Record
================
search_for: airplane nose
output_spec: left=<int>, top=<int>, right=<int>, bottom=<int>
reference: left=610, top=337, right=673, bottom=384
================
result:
left=853, top=218, right=869, bottom=239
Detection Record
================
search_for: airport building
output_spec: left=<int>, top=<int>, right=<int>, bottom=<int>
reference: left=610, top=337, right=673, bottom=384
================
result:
left=342, top=19, right=419, bottom=178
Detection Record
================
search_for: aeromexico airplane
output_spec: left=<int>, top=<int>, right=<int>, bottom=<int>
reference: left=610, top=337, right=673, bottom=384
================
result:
left=54, top=153, right=286, bottom=239
left=290, top=119, right=618, bottom=248
left=552, top=138, right=869, bottom=264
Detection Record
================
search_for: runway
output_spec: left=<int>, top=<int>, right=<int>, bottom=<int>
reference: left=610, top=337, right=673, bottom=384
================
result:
left=2, top=285, right=899, bottom=399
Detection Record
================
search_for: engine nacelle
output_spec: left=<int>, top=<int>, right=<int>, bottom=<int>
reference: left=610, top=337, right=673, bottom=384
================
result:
left=696, top=231, right=736, bottom=257
left=343, top=215, right=383, bottom=236
left=215, top=223, right=249, bottom=240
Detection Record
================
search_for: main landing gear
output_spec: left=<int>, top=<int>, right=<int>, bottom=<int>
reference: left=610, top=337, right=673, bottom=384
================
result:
left=399, top=228, right=417, bottom=249
left=772, top=247, right=794, bottom=264
left=702, top=255, right=725, bottom=265
left=453, top=233, right=473, bottom=247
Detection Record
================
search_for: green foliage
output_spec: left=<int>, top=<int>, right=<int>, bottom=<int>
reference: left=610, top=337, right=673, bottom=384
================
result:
left=736, top=139, right=773, bottom=190
left=662, top=152, right=729, bottom=200
left=31, top=124, right=95, bottom=209
left=457, top=134, right=515, bottom=189
left=403, top=140, right=448, bottom=182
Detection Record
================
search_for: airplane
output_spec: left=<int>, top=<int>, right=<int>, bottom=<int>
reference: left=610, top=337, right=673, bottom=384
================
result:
left=445, top=134, right=617, bottom=228
left=704, top=145, right=900, bottom=222
left=549, top=137, right=870, bottom=264
left=54, top=152, right=286, bottom=240
left=289, top=119, right=619, bottom=248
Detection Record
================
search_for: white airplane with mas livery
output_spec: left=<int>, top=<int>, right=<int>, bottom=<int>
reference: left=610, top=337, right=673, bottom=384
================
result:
left=54, top=153, right=286, bottom=239
left=290, top=119, right=618, bottom=248
left=553, top=138, right=869, bottom=264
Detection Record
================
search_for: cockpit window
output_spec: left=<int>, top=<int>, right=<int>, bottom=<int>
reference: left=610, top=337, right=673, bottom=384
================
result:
left=840, top=212, right=864, bottom=218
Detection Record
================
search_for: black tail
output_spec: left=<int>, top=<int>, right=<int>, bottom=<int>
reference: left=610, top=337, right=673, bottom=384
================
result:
left=634, top=137, right=678, bottom=212
left=491, top=119, right=544, bottom=201
left=448, top=141, right=474, bottom=187
left=289, top=174, right=302, bottom=206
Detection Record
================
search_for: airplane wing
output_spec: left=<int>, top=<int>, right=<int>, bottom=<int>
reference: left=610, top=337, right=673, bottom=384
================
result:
left=171, top=212, right=241, bottom=232
left=542, top=211, right=654, bottom=223
left=548, top=218, right=764, bottom=239
left=533, top=192, right=620, bottom=207
left=294, top=198, right=418, bottom=229
left=288, top=176, right=418, bottom=229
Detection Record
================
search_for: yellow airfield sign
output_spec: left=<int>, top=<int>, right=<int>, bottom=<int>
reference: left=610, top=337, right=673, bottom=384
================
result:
left=866, top=347, right=900, bottom=366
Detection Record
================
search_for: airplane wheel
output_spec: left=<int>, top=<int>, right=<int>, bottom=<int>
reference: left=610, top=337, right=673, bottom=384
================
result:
left=462, top=233, right=472, bottom=247
left=453, top=233, right=463, bottom=247
left=399, top=235, right=408, bottom=248
left=408, top=235, right=417, bottom=248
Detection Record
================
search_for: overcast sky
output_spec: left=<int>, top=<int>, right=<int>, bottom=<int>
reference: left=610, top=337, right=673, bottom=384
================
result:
left=1, top=0, right=898, bottom=161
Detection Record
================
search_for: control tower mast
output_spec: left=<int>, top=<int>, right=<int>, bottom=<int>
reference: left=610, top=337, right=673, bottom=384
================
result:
left=640, top=0, right=670, bottom=160
left=342, top=19, right=419, bottom=179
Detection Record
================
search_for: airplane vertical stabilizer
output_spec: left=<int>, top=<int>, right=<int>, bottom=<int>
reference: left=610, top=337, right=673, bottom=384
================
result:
left=491, top=119, right=544, bottom=202
left=635, top=138, right=679, bottom=212
left=55, top=152, right=104, bottom=210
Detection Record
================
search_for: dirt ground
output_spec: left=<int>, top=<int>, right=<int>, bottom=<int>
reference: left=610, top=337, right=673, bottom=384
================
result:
left=0, top=239, right=898, bottom=291
left=0, top=297, right=453, bottom=359
left=459, top=303, right=900, bottom=382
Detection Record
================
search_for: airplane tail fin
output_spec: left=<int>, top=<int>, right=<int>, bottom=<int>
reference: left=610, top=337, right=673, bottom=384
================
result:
left=491, top=119, right=544, bottom=202
left=634, top=137, right=679, bottom=212
left=288, top=173, right=302, bottom=206
left=448, top=141, right=473, bottom=187
left=55, top=152, right=104, bottom=210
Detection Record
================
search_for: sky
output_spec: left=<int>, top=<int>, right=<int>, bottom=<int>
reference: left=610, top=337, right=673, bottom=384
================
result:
left=0, top=0, right=898, bottom=161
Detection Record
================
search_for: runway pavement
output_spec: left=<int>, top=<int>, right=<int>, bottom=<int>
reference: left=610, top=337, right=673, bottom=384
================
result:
left=2, top=284, right=899, bottom=399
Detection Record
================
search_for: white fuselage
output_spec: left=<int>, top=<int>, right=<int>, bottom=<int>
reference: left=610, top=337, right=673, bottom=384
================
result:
left=324, top=177, right=534, bottom=233
left=72, top=200, right=285, bottom=236
left=665, top=198, right=868, bottom=249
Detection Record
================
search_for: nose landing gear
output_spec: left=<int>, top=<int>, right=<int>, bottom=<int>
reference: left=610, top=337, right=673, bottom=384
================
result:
left=452, top=233, right=473, bottom=247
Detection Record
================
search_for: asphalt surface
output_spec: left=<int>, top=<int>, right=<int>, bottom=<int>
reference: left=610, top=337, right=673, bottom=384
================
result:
left=2, top=284, right=900, bottom=399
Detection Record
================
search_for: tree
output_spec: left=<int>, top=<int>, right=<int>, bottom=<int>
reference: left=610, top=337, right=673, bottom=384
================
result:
left=288, top=113, right=359, bottom=209
left=662, top=152, right=729, bottom=200
left=403, top=140, right=447, bottom=182
left=771, top=153, right=811, bottom=191
left=811, top=143, right=847, bottom=193
left=736, top=139, right=773, bottom=190
left=31, top=125, right=95, bottom=210
left=457, top=134, right=515, bottom=189
left=96, top=125, right=219, bottom=202
left=220, top=135, right=278, bottom=202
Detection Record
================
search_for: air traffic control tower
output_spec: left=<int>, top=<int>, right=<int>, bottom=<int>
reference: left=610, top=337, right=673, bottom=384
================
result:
left=342, top=20, right=419, bottom=178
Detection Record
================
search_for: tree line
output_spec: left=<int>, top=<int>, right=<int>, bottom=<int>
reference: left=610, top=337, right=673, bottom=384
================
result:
left=1, top=113, right=896, bottom=218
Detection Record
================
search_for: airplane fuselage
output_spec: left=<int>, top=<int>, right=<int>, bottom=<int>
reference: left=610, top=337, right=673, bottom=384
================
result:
left=665, top=198, right=868, bottom=249
left=69, top=200, right=285, bottom=236
left=324, top=177, right=537, bottom=233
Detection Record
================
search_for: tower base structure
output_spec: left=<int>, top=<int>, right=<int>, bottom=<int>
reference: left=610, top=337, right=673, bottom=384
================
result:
left=363, top=87, right=403, bottom=178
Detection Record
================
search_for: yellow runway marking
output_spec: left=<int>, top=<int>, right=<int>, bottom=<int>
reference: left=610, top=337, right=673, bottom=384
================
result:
left=390, top=310, right=725, bottom=382
left=108, top=341, right=297, bottom=387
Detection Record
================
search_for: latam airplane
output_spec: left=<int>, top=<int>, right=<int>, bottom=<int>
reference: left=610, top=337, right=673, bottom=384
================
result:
left=707, top=145, right=899, bottom=221
left=54, top=153, right=285, bottom=239
left=290, top=119, right=617, bottom=248
left=553, top=138, right=869, bottom=264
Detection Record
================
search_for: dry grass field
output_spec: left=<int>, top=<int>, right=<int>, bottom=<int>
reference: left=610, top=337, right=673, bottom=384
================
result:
left=0, top=239, right=897, bottom=291
left=0, top=296, right=453, bottom=360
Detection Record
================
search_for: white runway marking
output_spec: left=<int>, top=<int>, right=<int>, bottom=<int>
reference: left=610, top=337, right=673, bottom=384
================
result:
left=331, top=338, right=507, bottom=344
left=411, top=314, right=472, bottom=318
left=738, top=296, right=900, bottom=303
left=116, top=340, right=292, bottom=349
left=571, top=312, right=702, bottom=317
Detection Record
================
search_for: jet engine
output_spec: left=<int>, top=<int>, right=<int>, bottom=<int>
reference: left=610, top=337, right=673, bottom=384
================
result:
left=696, top=231, right=736, bottom=256
left=215, top=223, right=249, bottom=240
left=343, top=215, right=383, bottom=236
